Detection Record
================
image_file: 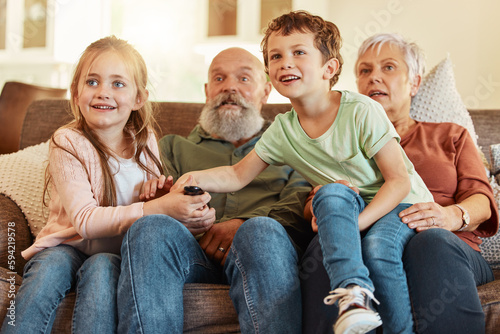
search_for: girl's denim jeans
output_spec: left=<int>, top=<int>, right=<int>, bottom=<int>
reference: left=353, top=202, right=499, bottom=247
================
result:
left=1, top=244, right=120, bottom=334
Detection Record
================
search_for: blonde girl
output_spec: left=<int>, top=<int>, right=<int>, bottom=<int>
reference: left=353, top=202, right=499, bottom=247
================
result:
left=2, top=36, right=211, bottom=334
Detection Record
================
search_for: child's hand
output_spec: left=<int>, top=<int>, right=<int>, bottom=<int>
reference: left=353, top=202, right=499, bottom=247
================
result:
left=334, top=180, right=359, bottom=194
left=308, top=181, right=359, bottom=232
left=140, top=175, right=174, bottom=201
left=308, top=185, right=322, bottom=232
left=147, top=175, right=215, bottom=234
left=171, top=174, right=197, bottom=193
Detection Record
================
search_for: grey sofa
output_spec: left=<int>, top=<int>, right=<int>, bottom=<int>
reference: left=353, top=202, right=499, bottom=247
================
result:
left=0, top=99, right=499, bottom=333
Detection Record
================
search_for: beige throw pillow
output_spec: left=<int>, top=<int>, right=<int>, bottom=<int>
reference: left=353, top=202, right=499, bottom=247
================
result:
left=0, top=141, right=50, bottom=237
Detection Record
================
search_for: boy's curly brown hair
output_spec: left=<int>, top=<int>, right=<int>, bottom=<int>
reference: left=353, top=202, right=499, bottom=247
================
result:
left=261, top=10, right=343, bottom=88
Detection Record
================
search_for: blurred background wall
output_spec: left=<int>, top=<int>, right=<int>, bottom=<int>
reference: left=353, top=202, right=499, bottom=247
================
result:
left=0, top=0, right=498, bottom=108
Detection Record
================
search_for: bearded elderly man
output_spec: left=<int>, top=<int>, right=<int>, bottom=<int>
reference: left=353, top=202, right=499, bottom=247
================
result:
left=117, top=47, right=314, bottom=334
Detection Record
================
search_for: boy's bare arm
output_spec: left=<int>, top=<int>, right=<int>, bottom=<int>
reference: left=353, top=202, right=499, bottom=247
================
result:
left=175, top=149, right=269, bottom=193
left=358, top=138, right=411, bottom=231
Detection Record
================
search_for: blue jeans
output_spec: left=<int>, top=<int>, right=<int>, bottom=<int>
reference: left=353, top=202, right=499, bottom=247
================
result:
left=1, top=244, right=120, bottom=334
left=117, top=214, right=301, bottom=334
left=300, top=234, right=340, bottom=334
left=404, top=228, right=494, bottom=333
left=312, top=183, right=414, bottom=334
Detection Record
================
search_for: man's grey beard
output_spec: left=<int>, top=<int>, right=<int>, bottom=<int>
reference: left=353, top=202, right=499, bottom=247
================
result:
left=199, top=93, right=264, bottom=143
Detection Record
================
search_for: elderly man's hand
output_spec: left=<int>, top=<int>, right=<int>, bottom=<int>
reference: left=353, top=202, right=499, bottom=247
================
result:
left=199, top=219, right=244, bottom=266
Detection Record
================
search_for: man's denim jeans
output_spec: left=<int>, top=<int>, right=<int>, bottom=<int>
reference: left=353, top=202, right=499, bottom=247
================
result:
left=117, top=215, right=301, bottom=334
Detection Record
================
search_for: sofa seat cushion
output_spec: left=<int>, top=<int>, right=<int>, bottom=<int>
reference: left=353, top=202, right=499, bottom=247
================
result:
left=479, top=270, right=500, bottom=334
left=183, top=284, right=239, bottom=333
left=51, top=283, right=240, bottom=334
left=0, top=195, right=32, bottom=274
left=0, top=267, right=240, bottom=334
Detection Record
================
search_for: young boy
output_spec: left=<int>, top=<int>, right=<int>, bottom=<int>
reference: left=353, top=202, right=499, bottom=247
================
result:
left=170, top=11, right=433, bottom=334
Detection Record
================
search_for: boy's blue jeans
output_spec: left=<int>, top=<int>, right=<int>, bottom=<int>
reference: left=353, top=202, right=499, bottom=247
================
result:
left=312, top=183, right=415, bottom=334
left=117, top=215, right=301, bottom=334
left=1, top=244, right=120, bottom=334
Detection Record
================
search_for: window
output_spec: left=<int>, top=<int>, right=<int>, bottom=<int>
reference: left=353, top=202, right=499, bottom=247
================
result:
left=260, top=0, right=291, bottom=33
left=0, top=0, right=6, bottom=49
left=208, top=0, right=237, bottom=37
left=23, top=0, right=47, bottom=48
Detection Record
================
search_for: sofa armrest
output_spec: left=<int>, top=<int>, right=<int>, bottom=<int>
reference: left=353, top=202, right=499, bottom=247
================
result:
left=0, top=194, right=33, bottom=275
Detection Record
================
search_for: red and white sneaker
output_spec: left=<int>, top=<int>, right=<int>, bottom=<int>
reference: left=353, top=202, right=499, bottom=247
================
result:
left=324, top=285, right=382, bottom=334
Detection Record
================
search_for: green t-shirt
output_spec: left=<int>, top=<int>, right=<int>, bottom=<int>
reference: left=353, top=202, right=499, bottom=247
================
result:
left=159, top=123, right=315, bottom=254
left=254, top=90, right=433, bottom=204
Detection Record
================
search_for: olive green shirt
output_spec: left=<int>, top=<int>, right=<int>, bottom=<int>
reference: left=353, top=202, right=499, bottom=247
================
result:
left=159, top=123, right=315, bottom=254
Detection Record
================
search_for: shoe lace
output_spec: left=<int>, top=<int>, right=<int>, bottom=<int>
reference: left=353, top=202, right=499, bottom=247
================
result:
left=323, top=286, right=380, bottom=314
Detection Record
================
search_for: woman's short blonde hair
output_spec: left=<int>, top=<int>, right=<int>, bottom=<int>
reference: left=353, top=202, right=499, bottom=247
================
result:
left=356, top=33, right=426, bottom=82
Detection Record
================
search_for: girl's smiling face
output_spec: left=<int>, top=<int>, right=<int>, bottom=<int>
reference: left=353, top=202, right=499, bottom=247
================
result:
left=267, top=31, right=334, bottom=102
left=76, top=51, right=143, bottom=134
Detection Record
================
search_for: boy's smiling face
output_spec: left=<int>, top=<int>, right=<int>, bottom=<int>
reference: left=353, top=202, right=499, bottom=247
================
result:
left=267, top=31, right=336, bottom=102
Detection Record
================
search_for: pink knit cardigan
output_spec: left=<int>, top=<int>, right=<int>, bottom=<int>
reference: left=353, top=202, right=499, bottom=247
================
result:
left=22, top=127, right=161, bottom=260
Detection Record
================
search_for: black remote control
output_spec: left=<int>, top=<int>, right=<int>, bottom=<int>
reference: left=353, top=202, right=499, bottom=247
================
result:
left=184, top=186, right=205, bottom=196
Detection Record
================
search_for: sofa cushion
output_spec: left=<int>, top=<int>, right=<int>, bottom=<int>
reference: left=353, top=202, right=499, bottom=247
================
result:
left=0, top=198, right=32, bottom=275
left=490, top=143, right=500, bottom=185
left=479, top=274, right=500, bottom=334
left=480, top=177, right=500, bottom=270
left=469, top=110, right=500, bottom=165
left=0, top=141, right=50, bottom=237
left=183, top=284, right=239, bottom=333
left=20, top=100, right=73, bottom=150
left=410, top=57, right=478, bottom=147
left=481, top=231, right=500, bottom=270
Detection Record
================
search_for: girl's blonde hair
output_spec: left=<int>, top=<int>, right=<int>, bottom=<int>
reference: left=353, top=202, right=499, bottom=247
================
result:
left=45, top=35, right=162, bottom=207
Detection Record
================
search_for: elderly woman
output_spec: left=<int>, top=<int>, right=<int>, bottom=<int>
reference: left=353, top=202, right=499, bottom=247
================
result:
left=300, top=33, right=498, bottom=334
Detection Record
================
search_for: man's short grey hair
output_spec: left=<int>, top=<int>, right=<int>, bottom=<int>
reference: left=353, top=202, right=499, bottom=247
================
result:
left=356, top=33, right=426, bottom=82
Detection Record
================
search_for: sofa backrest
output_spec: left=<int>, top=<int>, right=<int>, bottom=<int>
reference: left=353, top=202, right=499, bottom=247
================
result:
left=469, top=109, right=500, bottom=161
left=0, top=81, right=67, bottom=154
left=20, top=100, right=73, bottom=149
left=20, top=99, right=293, bottom=150
left=20, top=99, right=500, bottom=164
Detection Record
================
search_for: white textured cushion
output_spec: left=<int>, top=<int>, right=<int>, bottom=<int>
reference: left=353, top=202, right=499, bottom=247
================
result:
left=0, top=141, right=50, bottom=237
left=483, top=143, right=500, bottom=269
left=490, top=143, right=500, bottom=185
left=410, top=57, right=478, bottom=146
left=479, top=177, right=500, bottom=270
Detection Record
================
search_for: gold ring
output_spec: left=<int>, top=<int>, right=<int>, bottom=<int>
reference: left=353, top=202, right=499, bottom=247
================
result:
left=218, top=247, right=225, bottom=253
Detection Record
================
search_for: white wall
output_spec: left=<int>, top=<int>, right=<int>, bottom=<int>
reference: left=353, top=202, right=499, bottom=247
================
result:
left=326, top=0, right=500, bottom=109
left=1, top=0, right=499, bottom=109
